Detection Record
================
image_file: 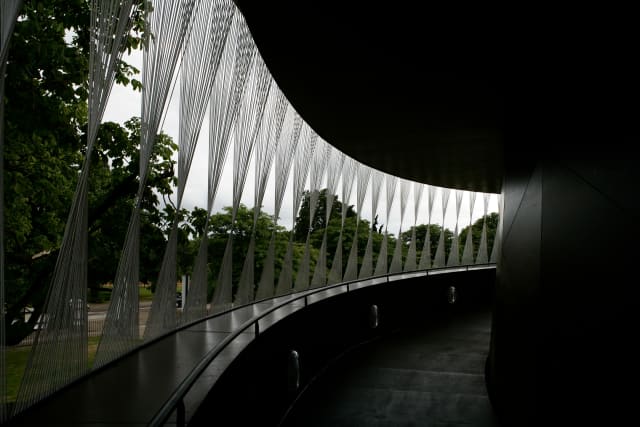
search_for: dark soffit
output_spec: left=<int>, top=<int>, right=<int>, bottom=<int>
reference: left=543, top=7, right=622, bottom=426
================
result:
left=234, top=2, right=505, bottom=193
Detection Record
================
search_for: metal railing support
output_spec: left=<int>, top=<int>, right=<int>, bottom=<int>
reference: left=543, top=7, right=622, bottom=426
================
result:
left=148, top=263, right=496, bottom=426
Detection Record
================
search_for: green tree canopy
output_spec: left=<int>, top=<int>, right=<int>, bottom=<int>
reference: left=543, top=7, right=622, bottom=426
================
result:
left=292, top=189, right=390, bottom=273
left=3, top=0, right=162, bottom=345
left=401, top=224, right=453, bottom=261
left=292, top=189, right=356, bottom=243
left=191, top=205, right=299, bottom=300
left=458, top=212, right=499, bottom=260
left=1, top=1, right=501, bottom=346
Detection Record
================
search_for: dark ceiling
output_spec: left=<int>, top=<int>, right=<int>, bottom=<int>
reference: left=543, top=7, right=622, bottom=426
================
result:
left=234, top=2, right=505, bottom=193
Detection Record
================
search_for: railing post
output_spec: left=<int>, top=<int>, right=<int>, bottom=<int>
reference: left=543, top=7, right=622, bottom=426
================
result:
left=448, top=285, right=458, bottom=304
left=254, top=320, right=260, bottom=336
left=288, top=350, right=300, bottom=393
left=304, top=295, right=308, bottom=307
left=369, top=304, right=379, bottom=329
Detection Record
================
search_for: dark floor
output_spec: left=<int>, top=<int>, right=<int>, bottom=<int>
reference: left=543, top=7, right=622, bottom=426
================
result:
left=282, top=307, right=497, bottom=427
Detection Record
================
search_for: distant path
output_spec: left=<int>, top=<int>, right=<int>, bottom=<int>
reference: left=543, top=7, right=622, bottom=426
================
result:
left=88, top=300, right=152, bottom=321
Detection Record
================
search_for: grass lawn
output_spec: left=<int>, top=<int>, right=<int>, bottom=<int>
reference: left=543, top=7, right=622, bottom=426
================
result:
left=4, top=336, right=101, bottom=403
left=139, top=285, right=153, bottom=301
left=89, top=284, right=156, bottom=303
left=4, top=345, right=30, bottom=402
left=88, top=289, right=112, bottom=304
left=139, top=283, right=180, bottom=300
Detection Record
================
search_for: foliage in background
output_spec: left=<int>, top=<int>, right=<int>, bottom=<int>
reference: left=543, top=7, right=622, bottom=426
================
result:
left=1, top=1, right=498, bottom=347
left=2, top=0, right=162, bottom=345
left=458, top=212, right=499, bottom=260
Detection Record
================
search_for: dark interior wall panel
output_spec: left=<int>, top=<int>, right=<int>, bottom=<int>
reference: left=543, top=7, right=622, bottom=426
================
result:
left=488, top=162, right=541, bottom=424
left=539, top=160, right=640, bottom=423
left=489, top=151, right=640, bottom=425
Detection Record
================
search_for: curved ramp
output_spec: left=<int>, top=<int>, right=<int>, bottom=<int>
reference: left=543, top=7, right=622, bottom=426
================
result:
left=282, top=306, right=496, bottom=426
left=8, top=267, right=495, bottom=426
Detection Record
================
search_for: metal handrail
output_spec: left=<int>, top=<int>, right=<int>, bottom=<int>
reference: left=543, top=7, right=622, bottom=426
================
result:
left=149, top=263, right=496, bottom=426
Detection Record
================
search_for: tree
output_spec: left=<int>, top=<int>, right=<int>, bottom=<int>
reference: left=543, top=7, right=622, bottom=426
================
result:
left=458, top=212, right=499, bottom=260
left=4, top=117, right=176, bottom=344
left=292, top=189, right=356, bottom=243
left=401, top=223, right=453, bottom=263
left=88, top=118, right=176, bottom=290
left=399, top=213, right=499, bottom=266
left=201, top=205, right=293, bottom=299
left=2, top=0, right=157, bottom=344
left=293, top=190, right=389, bottom=274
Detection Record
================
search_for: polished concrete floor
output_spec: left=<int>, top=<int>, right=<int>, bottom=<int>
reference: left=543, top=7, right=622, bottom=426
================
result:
left=282, top=307, right=497, bottom=427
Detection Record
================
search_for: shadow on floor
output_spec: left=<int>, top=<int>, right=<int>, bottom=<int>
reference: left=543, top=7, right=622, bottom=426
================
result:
left=281, top=306, right=498, bottom=427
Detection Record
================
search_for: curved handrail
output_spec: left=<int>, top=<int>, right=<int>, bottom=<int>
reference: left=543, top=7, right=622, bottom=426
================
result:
left=149, top=263, right=496, bottom=426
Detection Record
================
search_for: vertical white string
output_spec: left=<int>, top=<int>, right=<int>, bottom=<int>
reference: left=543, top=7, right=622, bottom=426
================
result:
left=418, top=185, right=434, bottom=269
left=328, top=157, right=357, bottom=284
left=461, top=191, right=477, bottom=265
left=404, top=181, right=424, bottom=271
left=1, top=2, right=23, bottom=419
left=276, top=123, right=316, bottom=295
left=255, top=107, right=300, bottom=299
left=324, top=147, right=345, bottom=226
left=311, top=146, right=344, bottom=288
left=360, top=170, right=384, bottom=279
left=215, top=40, right=275, bottom=309
left=289, top=126, right=320, bottom=291
left=0, top=1, right=22, bottom=64
left=146, top=0, right=244, bottom=338
left=433, top=188, right=450, bottom=268
left=490, top=194, right=501, bottom=263
left=344, top=165, right=370, bottom=281
left=179, top=0, right=237, bottom=324
left=236, top=85, right=286, bottom=302
left=207, top=12, right=260, bottom=311
left=308, top=141, right=331, bottom=288
left=236, top=79, right=284, bottom=302
left=447, top=190, right=463, bottom=267
left=374, top=174, right=397, bottom=276
left=390, top=179, right=410, bottom=273
left=17, top=0, right=142, bottom=411
left=231, top=57, right=272, bottom=305
left=476, top=193, right=490, bottom=264
left=185, top=7, right=245, bottom=321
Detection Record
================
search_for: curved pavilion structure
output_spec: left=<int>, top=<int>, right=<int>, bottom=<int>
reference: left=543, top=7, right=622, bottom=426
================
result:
left=1, top=1, right=637, bottom=425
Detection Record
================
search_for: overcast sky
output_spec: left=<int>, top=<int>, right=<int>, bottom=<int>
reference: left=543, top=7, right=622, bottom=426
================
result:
left=102, top=49, right=499, bottom=236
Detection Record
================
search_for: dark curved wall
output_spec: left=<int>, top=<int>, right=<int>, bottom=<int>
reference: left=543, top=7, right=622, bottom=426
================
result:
left=487, top=143, right=640, bottom=425
left=226, top=4, right=638, bottom=424
left=233, top=1, right=503, bottom=192
left=190, top=270, right=495, bottom=426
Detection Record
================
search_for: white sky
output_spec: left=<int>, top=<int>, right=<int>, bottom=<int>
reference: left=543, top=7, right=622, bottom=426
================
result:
left=103, top=50, right=499, bottom=236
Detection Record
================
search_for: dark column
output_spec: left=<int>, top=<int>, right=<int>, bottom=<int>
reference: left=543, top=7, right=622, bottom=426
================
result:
left=487, top=143, right=640, bottom=424
left=485, top=153, right=540, bottom=424
left=486, top=9, right=639, bottom=421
